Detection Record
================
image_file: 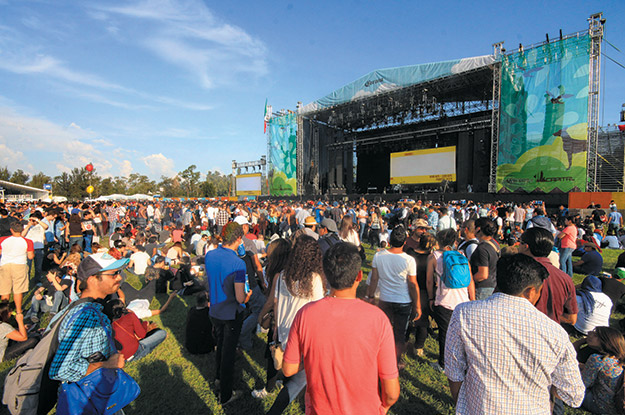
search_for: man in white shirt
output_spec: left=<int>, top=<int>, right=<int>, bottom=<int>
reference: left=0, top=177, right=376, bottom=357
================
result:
left=437, top=207, right=457, bottom=232
left=366, top=226, right=420, bottom=365
left=129, top=246, right=152, bottom=276
left=22, top=210, right=47, bottom=283
left=0, top=222, right=35, bottom=314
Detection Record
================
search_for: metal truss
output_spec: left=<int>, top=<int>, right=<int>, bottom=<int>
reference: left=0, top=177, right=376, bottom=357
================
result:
left=488, top=42, right=504, bottom=193
left=296, top=115, right=304, bottom=196
left=586, top=13, right=604, bottom=191
left=231, top=156, right=267, bottom=196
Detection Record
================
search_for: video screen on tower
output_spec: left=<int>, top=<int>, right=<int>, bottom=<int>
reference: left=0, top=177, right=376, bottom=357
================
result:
left=390, top=146, right=456, bottom=184
left=236, top=173, right=262, bottom=196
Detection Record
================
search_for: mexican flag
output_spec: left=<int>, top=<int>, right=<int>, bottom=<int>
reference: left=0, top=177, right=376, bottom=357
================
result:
left=264, top=99, right=269, bottom=133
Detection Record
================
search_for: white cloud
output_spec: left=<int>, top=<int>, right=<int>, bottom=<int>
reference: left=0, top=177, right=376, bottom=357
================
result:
left=0, top=142, right=26, bottom=171
left=96, top=0, right=268, bottom=89
left=119, top=160, right=133, bottom=177
left=142, top=153, right=175, bottom=177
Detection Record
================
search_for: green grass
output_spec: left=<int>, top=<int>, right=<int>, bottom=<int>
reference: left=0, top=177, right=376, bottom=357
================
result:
left=0, top=243, right=623, bottom=414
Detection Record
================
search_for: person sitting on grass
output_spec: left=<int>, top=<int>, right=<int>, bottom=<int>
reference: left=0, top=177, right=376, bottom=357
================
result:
left=184, top=291, right=214, bottom=355
left=103, top=299, right=168, bottom=362
left=25, top=268, right=71, bottom=323
left=0, top=301, right=38, bottom=362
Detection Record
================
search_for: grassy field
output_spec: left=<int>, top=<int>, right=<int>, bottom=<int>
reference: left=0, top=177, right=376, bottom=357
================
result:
left=0, top=243, right=622, bottom=414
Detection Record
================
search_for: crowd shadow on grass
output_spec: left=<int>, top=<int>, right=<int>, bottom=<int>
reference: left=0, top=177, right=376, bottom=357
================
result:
left=157, top=296, right=267, bottom=414
left=131, top=360, right=211, bottom=414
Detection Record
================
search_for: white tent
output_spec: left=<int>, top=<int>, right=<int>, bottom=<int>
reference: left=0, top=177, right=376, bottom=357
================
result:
left=128, top=194, right=152, bottom=200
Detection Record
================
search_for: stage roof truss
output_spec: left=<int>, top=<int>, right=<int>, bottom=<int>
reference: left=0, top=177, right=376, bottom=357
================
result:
left=302, top=65, right=494, bottom=132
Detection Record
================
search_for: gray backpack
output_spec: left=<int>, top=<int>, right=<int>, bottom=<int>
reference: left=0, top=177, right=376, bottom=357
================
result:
left=2, top=299, right=89, bottom=415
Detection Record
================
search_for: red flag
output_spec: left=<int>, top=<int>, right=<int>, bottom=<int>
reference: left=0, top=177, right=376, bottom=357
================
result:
left=618, top=124, right=625, bottom=132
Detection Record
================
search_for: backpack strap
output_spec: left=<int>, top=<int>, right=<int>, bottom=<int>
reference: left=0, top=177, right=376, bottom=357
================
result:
left=484, top=239, right=501, bottom=256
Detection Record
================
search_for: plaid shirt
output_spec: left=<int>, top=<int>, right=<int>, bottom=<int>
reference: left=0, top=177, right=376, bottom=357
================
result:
left=445, top=293, right=585, bottom=414
left=49, top=302, right=113, bottom=383
left=216, top=209, right=230, bottom=227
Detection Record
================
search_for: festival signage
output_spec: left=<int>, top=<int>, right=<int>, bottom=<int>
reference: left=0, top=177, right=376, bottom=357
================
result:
left=497, top=34, right=591, bottom=193
left=268, top=113, right=297, bottom=196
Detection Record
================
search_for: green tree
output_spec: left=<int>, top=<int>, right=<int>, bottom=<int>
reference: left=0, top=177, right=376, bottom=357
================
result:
left=112, top=176, right=127, bottom=194
left=30, top=172, right=52, bottom=189
left=53, top=172, right=73, bottom=197
left=99, top=177, right=115, bottom=196
left=179, top=165, right=201, bottom=197
left=200, top=180, right=216, bottom=197
left=9, top=169, right=30, bottom=185
left=0, top=166, right=10, bottom=181
left=127, top=173, right=156, bottom=195
left=205, top=170, right=231, bottom=196
left=158, top=176, right=183, bottom=198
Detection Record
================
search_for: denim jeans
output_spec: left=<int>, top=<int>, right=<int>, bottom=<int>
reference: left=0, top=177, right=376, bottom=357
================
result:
left=83, top=234, right=93, bottom=254
left=476, top=287, right=495, bottom=301
left=68, top=236, right=83, bottom=251
left=432, top=305, right=454, bottom=368
left=129, top=329, right=167, bottom=361
left=559, top=247, right=574, bottom=277
left=29, top=291, right=68, bottom=315
left=378, top=301, right=412, bottom=346
left=239, top=288, right=266, bottom=350
left=27, top=249, right=44, bottom=282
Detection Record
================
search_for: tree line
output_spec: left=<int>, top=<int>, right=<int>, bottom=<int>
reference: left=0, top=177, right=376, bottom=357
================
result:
left=0, top=165, right=232, bottom=199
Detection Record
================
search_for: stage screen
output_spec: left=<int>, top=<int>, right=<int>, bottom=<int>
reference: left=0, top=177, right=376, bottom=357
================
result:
left=390, top=146, right=456, bottom=184
left=268, top=113, right=297, bottom=196
left=236, top=173, right=262, bottom=196
left=497, top=34, right=590, bottom=193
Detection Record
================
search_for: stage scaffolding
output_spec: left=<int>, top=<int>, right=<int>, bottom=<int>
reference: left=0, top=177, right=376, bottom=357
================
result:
left=586, top=12, right=604, bottom=191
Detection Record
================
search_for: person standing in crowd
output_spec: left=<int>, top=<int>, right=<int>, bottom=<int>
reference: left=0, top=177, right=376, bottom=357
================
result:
left=366, top=226, right=420, bottom=367
left=608, top=205, right=623, bottom=233
left=267, top=235, right=326, bottom=414
left=470, top=217, right=500, bottom=300
left=445, top=254, right=585, bottom=414
left=204, top=222, right=250, bottom=405
left=283, top=242, right=400, bottom=414
left=557, top=215, right=578, bottom=277
left=520, top=227, right=578, bottom=325
left=436, top=207, right=456, bottom=232
left=22, top=211, right=47, bottom=284
left=317, top=218, right=341, bottom=255
left=0, top=222, right=34, bottom=315
left=426, top=228, right=474, bottom=372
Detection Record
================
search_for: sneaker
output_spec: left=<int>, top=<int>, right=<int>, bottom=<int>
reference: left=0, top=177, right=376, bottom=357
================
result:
left=251, top=388, right=268, bottom=399
left=275, top=380, right=283, bottom=390
left=30, top=315, right=39, bottom=324
left=221, top=390, right=241, bottom=406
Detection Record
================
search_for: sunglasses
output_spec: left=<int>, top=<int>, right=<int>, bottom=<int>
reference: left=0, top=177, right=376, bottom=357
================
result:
left=98, top=269, right=123, bottom=277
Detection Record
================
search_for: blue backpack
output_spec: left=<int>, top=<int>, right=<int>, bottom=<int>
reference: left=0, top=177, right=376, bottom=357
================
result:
left=441, top=250, right=471, bottom=289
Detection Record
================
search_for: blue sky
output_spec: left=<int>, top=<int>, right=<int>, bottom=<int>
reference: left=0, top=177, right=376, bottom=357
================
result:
left=0, top=0, right=623, bottom=181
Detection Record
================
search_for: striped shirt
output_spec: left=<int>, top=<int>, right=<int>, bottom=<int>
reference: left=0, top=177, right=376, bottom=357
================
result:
left=445, top=293, right=585, bottom=414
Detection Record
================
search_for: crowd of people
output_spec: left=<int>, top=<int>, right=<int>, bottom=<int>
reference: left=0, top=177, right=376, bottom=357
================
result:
left=1, top=196, right=625, bottom=414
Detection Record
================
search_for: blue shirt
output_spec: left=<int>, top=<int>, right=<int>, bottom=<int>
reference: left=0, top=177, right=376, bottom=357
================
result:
left=205, top=246, right=246, bottom=320
left=49, top=302, right=113, bottom=383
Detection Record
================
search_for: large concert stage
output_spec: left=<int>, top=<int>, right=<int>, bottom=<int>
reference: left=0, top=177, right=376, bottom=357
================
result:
left=266, top=14, right=616, bottom=199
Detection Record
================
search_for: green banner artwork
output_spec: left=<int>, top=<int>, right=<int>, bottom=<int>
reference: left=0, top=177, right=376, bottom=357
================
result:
left=268, top=113, right=297, bottom=196
left=497, top=34, right=591, bottom=193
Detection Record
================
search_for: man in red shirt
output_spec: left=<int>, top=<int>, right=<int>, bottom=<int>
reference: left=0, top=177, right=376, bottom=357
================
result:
left=0, top=222, right=35, bottom=314
left=520, top=227, right=578, bottom=325
left=283, top=242, right=400, bottom=414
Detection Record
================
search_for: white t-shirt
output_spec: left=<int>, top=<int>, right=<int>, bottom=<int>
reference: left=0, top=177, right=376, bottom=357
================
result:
left=275, top=272, right=324, bottom=345
left=130, top=251, right=151, bottom=275
left=0, top=236, right=33, bottom=266
left=25, top=224, right=45, bottom=250
left=574, top=292, right=613, bottom=335
left=371, top=250, right=417, bottom=304
left=340, top=229, right=360, bottom=246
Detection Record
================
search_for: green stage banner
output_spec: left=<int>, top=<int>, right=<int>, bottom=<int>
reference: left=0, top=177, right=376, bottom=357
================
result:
left=497, top=34, right=591, bottom=193
left=268, top=113, right=297, bottom=196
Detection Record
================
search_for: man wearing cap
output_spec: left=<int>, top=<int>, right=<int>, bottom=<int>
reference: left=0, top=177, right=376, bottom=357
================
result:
left=303, top=216, right=319, bottom=240
left=0, top=222, right=35, bottom=315
left=318, top=218, right=340, bottom=255
left=573, top=242, right=604, bottom=276
left=404, top=219, right=430, bottom=252
left=205, top=222, right=251, bottom=405
left=48, top=253, right=128, bottom=386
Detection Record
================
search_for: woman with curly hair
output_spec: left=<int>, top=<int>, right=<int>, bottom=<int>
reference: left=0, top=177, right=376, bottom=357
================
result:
left=252, top=238, right=292, bottom=399
left=266, top=235, right=326, bottom=414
